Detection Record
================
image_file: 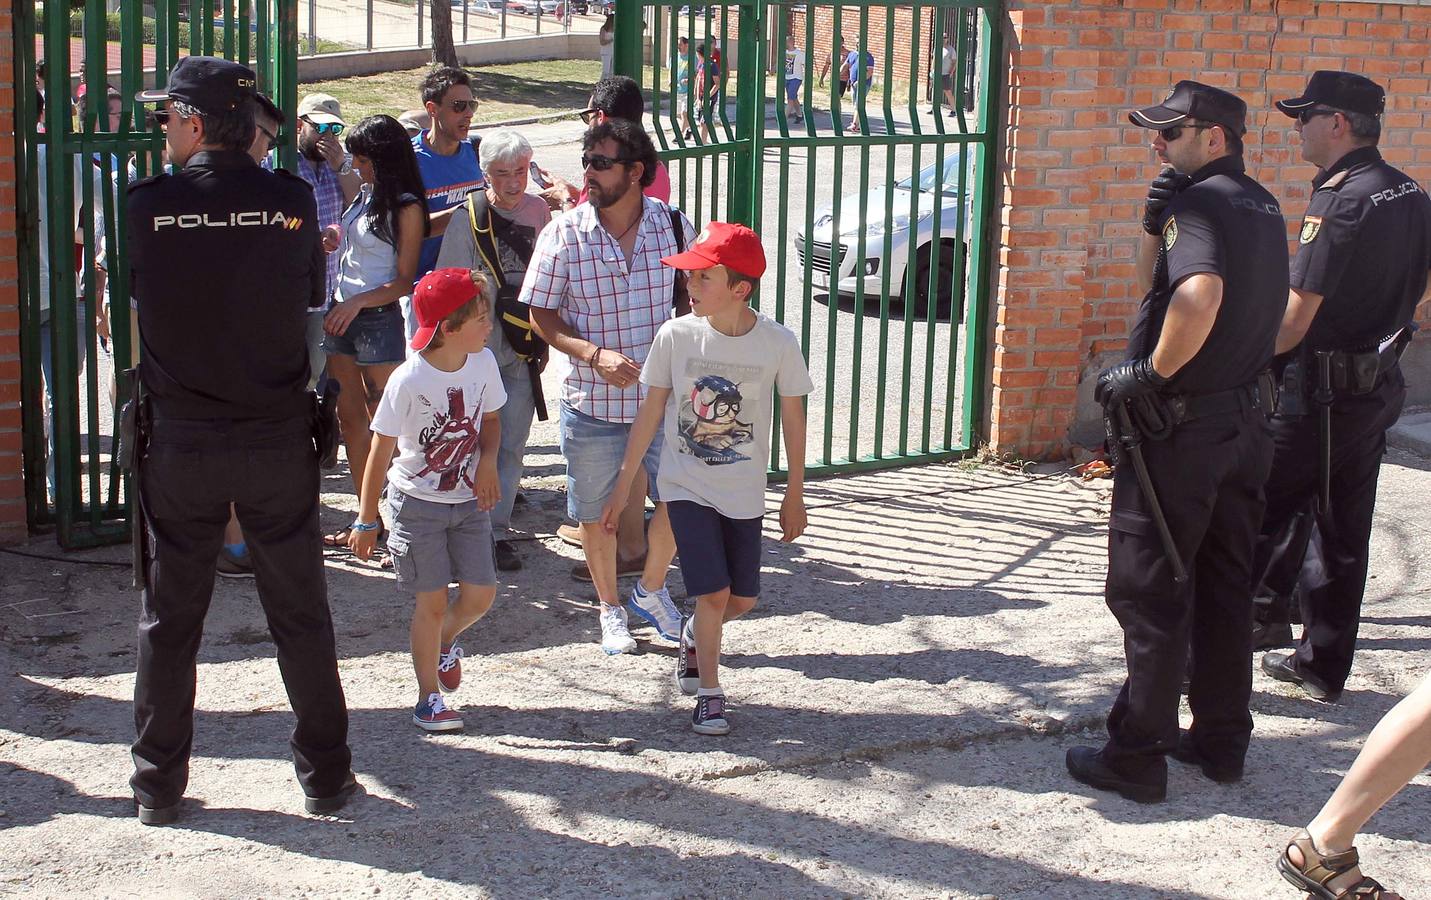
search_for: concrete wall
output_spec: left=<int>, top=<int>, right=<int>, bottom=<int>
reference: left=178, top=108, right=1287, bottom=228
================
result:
left=991, top=0, right=1431, bottom=460
left=297, top=32, right=601, bottom=80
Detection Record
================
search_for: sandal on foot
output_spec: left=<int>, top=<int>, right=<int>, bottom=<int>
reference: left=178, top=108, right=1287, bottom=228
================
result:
left=323, top=528, right=352, bottom=548
left=1278, top=831, right=1400, bottom=899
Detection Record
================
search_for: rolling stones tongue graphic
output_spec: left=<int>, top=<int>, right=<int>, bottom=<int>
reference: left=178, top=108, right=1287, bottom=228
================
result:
left=417, top=386, right=483, bottom=490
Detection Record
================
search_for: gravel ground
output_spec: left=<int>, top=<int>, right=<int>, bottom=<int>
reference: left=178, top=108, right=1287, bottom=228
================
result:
left=2, top=446, right=1430, bottom=898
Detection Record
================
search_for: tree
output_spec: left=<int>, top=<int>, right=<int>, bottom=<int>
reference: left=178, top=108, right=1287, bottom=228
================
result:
left=430, top=0, right=458, bottom=67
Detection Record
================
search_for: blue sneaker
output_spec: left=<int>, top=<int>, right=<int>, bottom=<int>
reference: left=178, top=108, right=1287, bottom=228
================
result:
left=628, top=584, right=682, bottom=641
left=413, top=692, right=463, bottom=733
left=692, top=693, right=730, bottom=735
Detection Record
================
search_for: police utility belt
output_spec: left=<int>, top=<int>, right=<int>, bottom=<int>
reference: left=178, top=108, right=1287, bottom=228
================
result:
left=1123, top=373, right=1277, bottom=441
left=1277, top=324, right=1415, bottom=417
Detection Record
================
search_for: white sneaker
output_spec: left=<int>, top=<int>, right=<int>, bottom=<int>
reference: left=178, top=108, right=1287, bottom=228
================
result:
left=599, top=603, right=638, bottom=655
left=629, top=584, right=682, bottom=641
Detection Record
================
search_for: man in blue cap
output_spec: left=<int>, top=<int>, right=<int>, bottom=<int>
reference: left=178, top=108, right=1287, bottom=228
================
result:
left=127, top=56, right=356, bottom=825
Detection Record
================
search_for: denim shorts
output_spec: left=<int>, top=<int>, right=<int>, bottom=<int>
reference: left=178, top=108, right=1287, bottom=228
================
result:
left=386, top=486, right=495, bottom=593
left=784, top=78, right=801, bottom=103
left=558, top=402, right=663, bottom=522
left=323, top=304, right=406, bottom=366
left=667, top=499, right=762, bottom=598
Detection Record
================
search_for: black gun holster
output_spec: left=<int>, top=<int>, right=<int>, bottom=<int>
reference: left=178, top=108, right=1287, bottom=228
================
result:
left=315, top=381, right=342, bottom=471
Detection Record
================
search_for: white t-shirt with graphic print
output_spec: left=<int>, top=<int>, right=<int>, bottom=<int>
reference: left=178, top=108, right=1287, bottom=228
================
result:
left=641, top=312, right=813, bottom=520
left=371, top=349, right=507, bottom=503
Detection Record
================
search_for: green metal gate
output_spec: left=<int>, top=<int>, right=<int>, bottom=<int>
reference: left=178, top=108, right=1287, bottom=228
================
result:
left=619, top=1, right=1000, bottom=476
left=14, top=0, right=299, bottom=547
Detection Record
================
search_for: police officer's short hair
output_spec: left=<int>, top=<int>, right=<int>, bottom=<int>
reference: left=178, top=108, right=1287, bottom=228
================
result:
left=590, top=76, right=645, bottom=123
left=421, top=66, right=473, bottom=106
left=1341, top=109, right=1381, bottom=143
left=174, top=97, right=257, bottom=153
left=582, top=119, right=659, bottom=188
left=478, top=129, right=533, bottom=171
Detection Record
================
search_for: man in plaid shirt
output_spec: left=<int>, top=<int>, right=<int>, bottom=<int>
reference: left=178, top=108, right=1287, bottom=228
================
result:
left=526, top=120, right=694, bottom=655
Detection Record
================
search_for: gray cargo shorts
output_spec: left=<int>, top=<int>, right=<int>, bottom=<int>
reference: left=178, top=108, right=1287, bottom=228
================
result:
left=386, top=485, right=496, bottom=593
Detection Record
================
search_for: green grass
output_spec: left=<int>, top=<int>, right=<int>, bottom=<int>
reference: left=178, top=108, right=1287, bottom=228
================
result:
left=301, top=58, right=603, bottom=125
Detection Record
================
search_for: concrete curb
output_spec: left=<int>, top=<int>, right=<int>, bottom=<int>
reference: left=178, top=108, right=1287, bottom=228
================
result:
left=1388, top=407, right=1431, bottom=457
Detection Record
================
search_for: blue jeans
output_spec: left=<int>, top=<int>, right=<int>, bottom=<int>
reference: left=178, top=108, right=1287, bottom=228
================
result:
left=39, top=309, right=90, bottom=499
left=322, top=305, right=405, bottom=366
left=558, top=402, right=663, bottom=522
left=491, top=357, right=536, bottom=535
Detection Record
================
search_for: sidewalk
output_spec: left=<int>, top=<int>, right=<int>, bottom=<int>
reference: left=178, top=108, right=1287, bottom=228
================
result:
left=1, top=453, right=1429, bottom=897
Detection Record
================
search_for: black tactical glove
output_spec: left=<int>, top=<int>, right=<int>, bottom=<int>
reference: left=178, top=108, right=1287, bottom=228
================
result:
left=1095, top=357, right=1168, bottom=410
left=1142, top=166, right=1193, bottom=235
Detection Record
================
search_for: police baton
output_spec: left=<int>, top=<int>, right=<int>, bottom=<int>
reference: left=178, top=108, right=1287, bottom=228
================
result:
left=1115, top=402, right=1188, bottom=584
left=1313, top=350, right=1334, bottom=519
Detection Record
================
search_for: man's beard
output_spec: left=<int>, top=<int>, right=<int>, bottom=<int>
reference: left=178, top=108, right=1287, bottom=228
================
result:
left=299, top=135, right=324, bottom=162
left=587, top=177, right=633, bottom=209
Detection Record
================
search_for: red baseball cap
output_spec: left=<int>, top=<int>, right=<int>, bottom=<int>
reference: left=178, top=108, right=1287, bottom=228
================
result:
left=660, top=221, right=766, bottom=279
left=410, top=268, right=481, bottom=351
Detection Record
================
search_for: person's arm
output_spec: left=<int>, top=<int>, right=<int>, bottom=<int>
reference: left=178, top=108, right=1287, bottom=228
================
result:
left=1276, top=286, right=1324, bottom=355
left=818, top=53, right=830, bottom=84
left=427, top=203, right=462, bottom=238
left=435, top=204, right=477, bottom=269
left=337, top=170, right=361, bottom=205
left=1135, top=232, right=1160, bottom=297
left=530, top=307, right=641, bottom=386
left=473, top=411, right=501, bottom=511
left=1150, top=273, right=1223, bottom=378
left=598, top=386, right=671, bottom=534
left=349, top=432, right=398, bottom=560
left=325, top=203, right=425, bottom=335
left=779, top=394, right=808, bottom=542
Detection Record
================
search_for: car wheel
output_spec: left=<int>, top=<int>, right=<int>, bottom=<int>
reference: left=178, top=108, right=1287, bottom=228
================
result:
left=907, top=241, right=964, bottom=320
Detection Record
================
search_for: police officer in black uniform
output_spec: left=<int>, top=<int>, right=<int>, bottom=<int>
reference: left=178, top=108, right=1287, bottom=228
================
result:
left=1065, top=81, right=1288, bottom=802
left=1256, top=72, right=1431, bottom=702
left=127, top=57, right=355, bottom=824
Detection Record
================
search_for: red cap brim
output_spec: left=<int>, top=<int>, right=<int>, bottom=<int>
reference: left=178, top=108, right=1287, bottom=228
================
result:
left=410, top=324, right=438, bottom=351
left=660, top=249, right=718, bottom=271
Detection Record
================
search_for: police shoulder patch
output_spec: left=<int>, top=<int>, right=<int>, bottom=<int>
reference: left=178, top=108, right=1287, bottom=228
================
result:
left=1299, top=215, right=1322, bottom=244
left=1162, top=214, right=1178, bottom=250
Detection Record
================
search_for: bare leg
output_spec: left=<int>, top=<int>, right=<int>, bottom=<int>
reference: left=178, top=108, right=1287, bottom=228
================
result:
left=616, top=468, right=648, bottom=562
left=579, top=521, right=621, bottom=607
left=410, top=588, right=448, bottom=699
left=442, top=583, right=495, bottom=647
left=223, top=505, right=243, bottom=546
left=639, top=502, right=677, bottom=593
left=693, top=591, right=757, bottom=691
left=327, top=353, right=373, bottom=499
left=1291, top=673, right=1431, bottom=894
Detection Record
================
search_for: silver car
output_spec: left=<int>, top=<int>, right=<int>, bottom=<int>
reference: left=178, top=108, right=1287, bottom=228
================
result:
left=795, top=153, right=975, bottom=317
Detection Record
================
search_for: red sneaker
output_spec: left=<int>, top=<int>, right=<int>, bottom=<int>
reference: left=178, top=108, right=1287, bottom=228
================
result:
left=413, top=692, right=464, bottom=733
left=437, top=642, right=463, bottom=694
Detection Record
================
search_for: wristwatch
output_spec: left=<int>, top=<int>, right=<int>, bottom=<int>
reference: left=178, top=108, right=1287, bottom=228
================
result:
left=337, top=158, right=353, bottom=176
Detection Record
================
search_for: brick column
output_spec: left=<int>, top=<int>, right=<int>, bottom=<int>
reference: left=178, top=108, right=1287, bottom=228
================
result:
left=990, top=0, right=1431, bottom=461
left=0, top=3, right=26, bottom=543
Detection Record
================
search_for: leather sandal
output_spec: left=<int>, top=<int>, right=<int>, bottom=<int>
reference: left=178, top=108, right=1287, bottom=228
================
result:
left=1278, top=831, right=1401, bottom=899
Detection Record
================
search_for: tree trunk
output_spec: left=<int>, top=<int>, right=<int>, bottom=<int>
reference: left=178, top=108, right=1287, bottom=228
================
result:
left=430, top=0, right=458, bottom=68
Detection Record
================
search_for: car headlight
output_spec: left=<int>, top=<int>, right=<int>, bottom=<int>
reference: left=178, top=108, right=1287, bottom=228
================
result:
left=851, top=213, right=916, bottom=238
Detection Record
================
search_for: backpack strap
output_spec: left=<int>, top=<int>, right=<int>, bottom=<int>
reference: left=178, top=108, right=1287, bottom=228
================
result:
left=670, top=208, right=691, bottom=316
left=465, top=192, right=507, bottom=291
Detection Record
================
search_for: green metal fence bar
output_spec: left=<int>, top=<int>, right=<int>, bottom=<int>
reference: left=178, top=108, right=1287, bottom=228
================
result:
left=960, top=6, right=999, bottom=448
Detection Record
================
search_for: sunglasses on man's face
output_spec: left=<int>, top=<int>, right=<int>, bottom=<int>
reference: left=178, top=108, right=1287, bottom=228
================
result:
left=146, top=109, right=170, bottom=128
left=579, top=107, right=601, bottom=125
left=581, top=153, right=633, bottom=171
left=446, top=99, right=476, bottom=114
left=258, top=124, right=279, bottom=151
left=307, top=120, right=343, bottom=135
left=1157, top=122, right=1213, bottom=143
left=1297, top=107, right=1337, bottom=125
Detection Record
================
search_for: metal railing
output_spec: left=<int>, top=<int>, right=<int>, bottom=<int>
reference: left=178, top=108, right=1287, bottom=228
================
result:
left=293, top=0, right=608, bottom=56
left=623, top=1, right=1000, bottom=476
left=15, top=0, right=299, bottom=546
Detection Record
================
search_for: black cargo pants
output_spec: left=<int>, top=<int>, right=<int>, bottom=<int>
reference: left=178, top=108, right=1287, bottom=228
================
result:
left=1101, top=403, right=1273, bottom=775
left=131, top=415, right=351, bottom=809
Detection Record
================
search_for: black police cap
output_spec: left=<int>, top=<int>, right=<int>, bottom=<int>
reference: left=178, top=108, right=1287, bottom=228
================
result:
left=136, top=56, right=257, bottom=113
left=1276, top=70, right=1385, bottom=119
left=1129, top=80, right=1248, bottom=137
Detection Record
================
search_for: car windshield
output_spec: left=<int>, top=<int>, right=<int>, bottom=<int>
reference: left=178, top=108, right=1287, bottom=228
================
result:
left=896, top=154, right=968, bottom=196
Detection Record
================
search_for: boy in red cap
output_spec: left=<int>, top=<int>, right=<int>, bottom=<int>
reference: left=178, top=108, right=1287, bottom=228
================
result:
left=600, top=223, right=813, bottom=735
left=350, top=268, right=506, bottom=733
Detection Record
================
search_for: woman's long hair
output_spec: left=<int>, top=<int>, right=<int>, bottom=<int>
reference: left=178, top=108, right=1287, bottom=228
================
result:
left=344, top=114, right=430, bottom=247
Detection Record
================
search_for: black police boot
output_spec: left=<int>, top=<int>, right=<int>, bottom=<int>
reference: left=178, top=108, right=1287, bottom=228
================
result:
left=1261, top=651, right=1341, bottom=703
left=1168, top=729, right=1244, bottom=784
left=136, top=799, right=181, bottom=826
left=1065, top=746, right=1167, bottom=803
left=305, top=774, right=361, bottom=816
left=1251, top=620, right=1294, bottom=651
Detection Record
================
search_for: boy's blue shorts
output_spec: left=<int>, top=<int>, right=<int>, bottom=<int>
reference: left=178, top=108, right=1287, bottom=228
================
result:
left=667, top=499, right=762, bottom=599
left=784, top=78, right=801, bottom=103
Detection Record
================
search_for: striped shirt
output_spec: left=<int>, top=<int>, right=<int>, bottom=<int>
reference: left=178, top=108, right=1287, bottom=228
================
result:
left=521, top=196, right=696, bottom=423
left=295, top=155, right=345, bottom=308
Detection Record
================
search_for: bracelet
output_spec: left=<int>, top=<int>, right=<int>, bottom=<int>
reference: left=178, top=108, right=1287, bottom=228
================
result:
left=588, top=345, right=602, bottom=366
left=351, top=519, right=381, bottom=533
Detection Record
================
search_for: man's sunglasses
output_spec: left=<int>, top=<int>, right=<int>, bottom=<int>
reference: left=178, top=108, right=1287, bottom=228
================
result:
left=1297, top=107, right=1338, bottom=125
left=305, top=119, right=344, bottom=135
left=1158, top=122, right=1214, bottom=142
left=579, top=107, right=600, bottom=125
left=258, top=124, right=279, bottom=151
left=581, top=153, right=634, bottom=171
left=145, top=109, right=171, bottom=128
left=446, top=99, right=476, bottom=113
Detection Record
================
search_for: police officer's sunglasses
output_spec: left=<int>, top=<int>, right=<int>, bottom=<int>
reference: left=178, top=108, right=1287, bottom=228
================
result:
left=1297, top=107, right=1338, bottom=125
left=1157, top=122, right=1214, bottom=142
left=258, top=124, right=279, bottom=151
left=581, top=153, right=635, bottom=171
left=145, top=109, right=172, bottom=128
left=303, top=118, right=344, bottom=135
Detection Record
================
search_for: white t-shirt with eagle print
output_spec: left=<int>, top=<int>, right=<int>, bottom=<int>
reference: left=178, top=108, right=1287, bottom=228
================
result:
left=371, top=349, right=507, bottom=504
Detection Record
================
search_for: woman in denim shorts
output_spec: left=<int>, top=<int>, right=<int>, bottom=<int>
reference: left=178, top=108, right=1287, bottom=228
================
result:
left=322, top=114, right=430, bottom=545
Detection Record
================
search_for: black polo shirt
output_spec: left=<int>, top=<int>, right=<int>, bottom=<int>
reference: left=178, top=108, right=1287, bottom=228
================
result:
left=1292, top=146, right=1431, bottom=352
left=128, top=150, right=325, bottom=420
left=1131, top=155, right=1289, bottom=395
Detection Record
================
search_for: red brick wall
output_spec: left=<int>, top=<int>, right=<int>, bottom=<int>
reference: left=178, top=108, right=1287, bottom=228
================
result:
left=992, top=0, right=1431, bottom=460
left=0, top=3, right=25, bottom=542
